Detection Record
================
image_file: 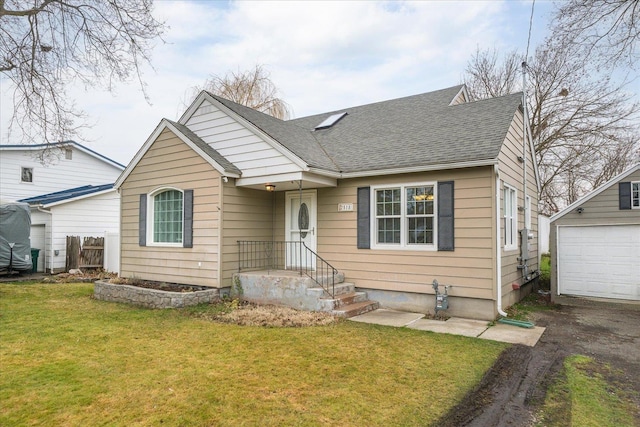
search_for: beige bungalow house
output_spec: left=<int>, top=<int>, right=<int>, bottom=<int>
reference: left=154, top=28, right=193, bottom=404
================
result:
left=115, top=85, right=540, bottom=320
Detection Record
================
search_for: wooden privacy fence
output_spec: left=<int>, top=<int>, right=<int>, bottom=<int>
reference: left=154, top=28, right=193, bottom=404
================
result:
left=66, top=236, right=104, bottom=271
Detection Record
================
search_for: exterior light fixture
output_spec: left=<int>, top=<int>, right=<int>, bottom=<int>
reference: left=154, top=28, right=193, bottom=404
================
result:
left=265, top=184, right=276, bottom=192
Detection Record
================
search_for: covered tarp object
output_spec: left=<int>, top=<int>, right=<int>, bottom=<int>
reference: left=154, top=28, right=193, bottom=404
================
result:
left=0, top=202, right=32, bottom=271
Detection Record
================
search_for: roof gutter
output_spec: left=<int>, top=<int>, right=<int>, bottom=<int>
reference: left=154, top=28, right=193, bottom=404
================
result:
left=495, top=164, right=508, bottom=317
left=36, top=206, right=55, bottom=275
left=339, top=159, right=499, bottom=179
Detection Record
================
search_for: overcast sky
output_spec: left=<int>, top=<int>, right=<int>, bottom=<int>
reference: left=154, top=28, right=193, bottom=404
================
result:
left=0, top=0, right=556, bottom=166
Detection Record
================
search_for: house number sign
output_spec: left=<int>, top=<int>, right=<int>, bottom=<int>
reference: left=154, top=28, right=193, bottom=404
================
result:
left=338, top=203, right=353, bottom=212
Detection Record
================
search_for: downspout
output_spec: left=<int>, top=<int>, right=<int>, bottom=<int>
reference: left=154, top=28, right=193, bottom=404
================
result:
left=521, top=61, right=529, bottom=282
left=522, top=62, right=529, bottom=230
left=37, top=206, right=54, bottom=275
left=495, top=165, right=508, bottom=317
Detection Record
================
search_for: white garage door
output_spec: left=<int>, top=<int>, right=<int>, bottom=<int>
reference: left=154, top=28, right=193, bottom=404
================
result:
left=558, top=225, right=640, bottom=300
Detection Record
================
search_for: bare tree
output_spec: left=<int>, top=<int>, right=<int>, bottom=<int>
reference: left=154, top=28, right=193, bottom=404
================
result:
left=464, top=48, right=521, bottom=101
left=0, top=0, right=165, bottom=148
left=551, top=0, right=640, bottom=70
left=184, top=65, right=291, bottom=120
left=464, top=44, right=640, bottom=215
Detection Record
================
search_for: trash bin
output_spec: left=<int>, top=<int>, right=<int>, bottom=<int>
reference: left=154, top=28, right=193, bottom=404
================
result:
left=31, top=248, right=40, bottom=273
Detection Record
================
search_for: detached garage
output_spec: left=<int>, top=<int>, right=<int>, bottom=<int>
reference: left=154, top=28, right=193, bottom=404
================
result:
left=550, top=163, right=640, bottom=301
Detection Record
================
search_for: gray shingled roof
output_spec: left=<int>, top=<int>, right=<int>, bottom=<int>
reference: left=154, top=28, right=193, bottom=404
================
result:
left=167, top=119, right=242, bottom=175
left=207, top=85, right=522, bottom=174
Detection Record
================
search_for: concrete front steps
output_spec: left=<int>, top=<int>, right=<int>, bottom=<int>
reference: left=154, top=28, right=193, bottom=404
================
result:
left=309, top=282, right=380, bottom=318
left=233, top=270, right=379, bottom=318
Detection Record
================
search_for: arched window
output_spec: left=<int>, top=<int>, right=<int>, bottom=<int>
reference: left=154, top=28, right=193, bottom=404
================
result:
left=151, top=189, right=183, bottom=244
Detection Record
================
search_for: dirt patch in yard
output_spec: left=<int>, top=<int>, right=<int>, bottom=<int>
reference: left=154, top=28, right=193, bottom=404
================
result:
left=434, top=297, right=640, bottom=427
left=193, top=301, right=338, bottom=327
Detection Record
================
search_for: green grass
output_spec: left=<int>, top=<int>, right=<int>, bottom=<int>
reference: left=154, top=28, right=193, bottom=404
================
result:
left=0, top=282, right=506, bottom=426
left=506, top=292, right=557, bottom=321
left=536, top=355, right=638, bottom=426
left=539, top=252, right=551, bottom=290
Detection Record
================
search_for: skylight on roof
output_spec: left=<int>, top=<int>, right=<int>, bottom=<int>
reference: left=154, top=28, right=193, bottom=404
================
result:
left=315, top=112, right=347, bottom=130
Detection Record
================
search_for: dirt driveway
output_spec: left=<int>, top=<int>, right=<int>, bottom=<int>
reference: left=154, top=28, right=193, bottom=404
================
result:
left=436, top=296, right=640, bottom=427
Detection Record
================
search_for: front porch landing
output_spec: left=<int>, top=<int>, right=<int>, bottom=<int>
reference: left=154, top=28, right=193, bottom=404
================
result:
left=233, top=270, right=379, bottom=318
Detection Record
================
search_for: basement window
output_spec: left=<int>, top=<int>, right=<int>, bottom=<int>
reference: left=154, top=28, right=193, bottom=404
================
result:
left=315, top=112, right=347, bottom=130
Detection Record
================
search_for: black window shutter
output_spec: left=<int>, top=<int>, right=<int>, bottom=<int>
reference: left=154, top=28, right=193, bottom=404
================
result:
left=438, top=181, right=455, bottom=251
left=357, top=187, right=370, bottom=249
left=619, top=182, right=631, bottom=210
left=139, top=194, right=147, bottom=246
left=183, top=189, right=194, bottom=248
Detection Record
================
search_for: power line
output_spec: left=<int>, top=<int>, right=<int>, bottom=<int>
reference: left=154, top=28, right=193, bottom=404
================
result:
left=525, top=0, right=536, bottom=61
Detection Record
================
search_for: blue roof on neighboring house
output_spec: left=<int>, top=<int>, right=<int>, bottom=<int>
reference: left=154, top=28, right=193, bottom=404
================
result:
left=19, top=184, right=115, bottom=206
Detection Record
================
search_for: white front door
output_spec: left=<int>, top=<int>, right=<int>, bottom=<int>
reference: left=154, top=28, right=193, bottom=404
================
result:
left=285, top=190, right=317, bottom=269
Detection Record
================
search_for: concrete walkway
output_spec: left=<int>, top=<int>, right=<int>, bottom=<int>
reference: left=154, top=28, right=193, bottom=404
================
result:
left=349, top=309, right=545, bottom=346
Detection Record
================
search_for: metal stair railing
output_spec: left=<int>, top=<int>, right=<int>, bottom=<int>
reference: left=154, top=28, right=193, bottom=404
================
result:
left=237, top=240, right=337, bottom=297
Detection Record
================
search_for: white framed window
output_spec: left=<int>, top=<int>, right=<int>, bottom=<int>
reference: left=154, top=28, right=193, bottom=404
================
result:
left=21, top=167, right=33, bottom=183
left=503, top=183, right=517, bottom=250
left=372, top=183, right=436, bottom=250
left=525, top=195, right=532, bottom=229
left=632, top=182, right=639, bottom=209
left=65, top=148, right=73, bottom=160
left=148, top=188, right=184, bottom=246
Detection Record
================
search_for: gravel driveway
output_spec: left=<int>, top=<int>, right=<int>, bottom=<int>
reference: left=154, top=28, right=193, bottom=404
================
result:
left=435, top=295, right=640, bottom=426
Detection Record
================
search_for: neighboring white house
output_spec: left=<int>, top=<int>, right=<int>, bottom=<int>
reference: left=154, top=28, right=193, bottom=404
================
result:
left=0, top=141, right=125, bottom=273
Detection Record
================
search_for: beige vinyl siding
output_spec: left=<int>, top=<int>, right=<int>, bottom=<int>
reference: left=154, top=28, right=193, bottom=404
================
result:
left=120, top=128, right=222, bottom=287
left=497, top=109, right=540, bottom=307
left=316, top=167, right=497, bottom=300
left=552, top=169, right=640, bottom=226
left=185, top=99, right=301, bottom=178
left=219, top=183, right=275, bottom=287
left=549, top=169, right=640, bottom=297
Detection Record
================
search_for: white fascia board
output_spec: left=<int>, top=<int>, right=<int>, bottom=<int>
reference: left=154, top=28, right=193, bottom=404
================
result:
left=114, top=119, right=239, bottom=189
left=236, top=171, right=337, bottom=188
left=340, top=159, right=498, bottom=179
left=163, top=120, right=240, bottom=178
left=66, top=142, right=125, bottom=170
left=449, top=85, right=470, bottom=105
left=177, top=91, right=209, bottom=125
left=115, top=119, right=168, bottom=188
left=550, top=162, right=640, bottom=223
left=193, top=93, right=309, bottom=171
left=41, top=188, right=118, bottom=208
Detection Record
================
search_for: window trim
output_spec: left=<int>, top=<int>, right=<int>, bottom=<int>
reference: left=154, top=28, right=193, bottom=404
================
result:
left=146, top=187, right=184, bottom=247
left=370, top=181, right=438, bottom=251
left=632, top=182, right=640, bottom=209
left=503, top=183, right=518, bottom=251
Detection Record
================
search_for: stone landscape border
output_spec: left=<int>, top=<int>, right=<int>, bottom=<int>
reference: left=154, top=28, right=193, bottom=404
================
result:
left=94, top=280, right=220, bottom=308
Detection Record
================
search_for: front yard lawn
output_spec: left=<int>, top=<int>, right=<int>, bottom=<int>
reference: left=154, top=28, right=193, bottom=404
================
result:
left=0, top=283, right=505, bottom=426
